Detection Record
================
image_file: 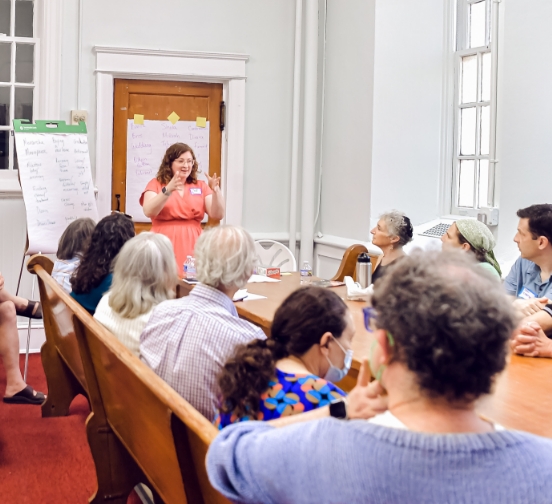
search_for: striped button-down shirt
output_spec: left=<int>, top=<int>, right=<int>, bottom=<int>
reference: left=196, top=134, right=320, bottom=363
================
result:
left=140, top=284, right=266, bottom=420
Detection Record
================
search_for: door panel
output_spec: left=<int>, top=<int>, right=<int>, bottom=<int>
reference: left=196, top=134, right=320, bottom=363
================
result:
left=112, top=79, right=223, bottom=233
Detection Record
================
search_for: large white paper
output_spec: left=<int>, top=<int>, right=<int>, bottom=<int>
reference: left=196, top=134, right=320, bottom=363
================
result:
left=126, top=120, right=210, bottom=222
left=15, top=132, right=99, bottom=255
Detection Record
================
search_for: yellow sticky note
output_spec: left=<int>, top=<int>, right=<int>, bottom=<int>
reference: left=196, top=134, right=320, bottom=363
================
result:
left=196, top=116, right=207, bottom=128
left=133, top=114, right=144, bottom=125
left=168, top=111, right=180, bottom=124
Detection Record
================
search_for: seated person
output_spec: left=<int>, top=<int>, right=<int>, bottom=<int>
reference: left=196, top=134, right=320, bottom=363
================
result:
left=215, top=286, right=352, bottom=429
left=207, top=250, right=552, bottom=503
left=0, top=272, right=45, bottom=404
left=94, top=233, right=177, bottom=357
left=70, top=213, right=135, bottom=314
left=504, top=204, right=552, bottom=356
left=440, top=219, right=501, bottom=278
left=52, top=218, right=96, bottom=294
left=140, top=225, right=266, bottom=420
left=370, top=210, right=413, bottom=282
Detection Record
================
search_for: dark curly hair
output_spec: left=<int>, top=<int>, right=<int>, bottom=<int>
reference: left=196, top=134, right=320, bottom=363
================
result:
left=70, top=213, right=135, bottom=294
left=371, top=249, right=517, bottom=402
left=517, top=204, right=552, bottom=243
left=217, top=286, right=349, bottom=420
left=156, top=143, right=198, bottom=185
left=56, top=218, right=96, bottom=260
left=456, top=230, right=487, bottom=264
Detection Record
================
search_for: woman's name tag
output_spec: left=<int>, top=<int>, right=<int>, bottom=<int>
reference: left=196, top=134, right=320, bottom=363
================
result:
left=190, top=188, right=202, bottom=195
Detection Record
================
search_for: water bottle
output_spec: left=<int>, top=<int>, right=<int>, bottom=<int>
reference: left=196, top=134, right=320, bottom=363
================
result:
left=183, top=255, right=192, bottom=278
left=186, top=257, right=197, bottom=281
left=300, top=261, right=313, bottom=285
left=356, top=253, right=371, bottom=289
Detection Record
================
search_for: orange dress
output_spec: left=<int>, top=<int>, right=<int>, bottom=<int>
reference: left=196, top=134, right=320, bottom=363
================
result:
left=140, top=178, right=213, bottom=275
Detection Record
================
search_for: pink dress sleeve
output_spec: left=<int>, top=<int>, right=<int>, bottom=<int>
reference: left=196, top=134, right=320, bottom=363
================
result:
left=139, top=178, right=162, bottom=207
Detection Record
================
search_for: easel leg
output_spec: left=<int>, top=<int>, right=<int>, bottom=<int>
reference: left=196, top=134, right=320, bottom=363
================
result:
left=23, top=274, right=36, bottom=382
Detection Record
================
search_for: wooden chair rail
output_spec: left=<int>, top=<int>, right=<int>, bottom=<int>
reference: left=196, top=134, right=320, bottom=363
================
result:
left=331, top=244, right=380, bottom=282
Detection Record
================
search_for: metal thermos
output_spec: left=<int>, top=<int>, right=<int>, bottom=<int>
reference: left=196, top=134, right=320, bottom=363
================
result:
left=356, top=253, right=371, bottom=289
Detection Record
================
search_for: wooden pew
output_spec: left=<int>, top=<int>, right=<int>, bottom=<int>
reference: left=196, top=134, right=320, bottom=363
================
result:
left=331, top=244, right=380, bottom=282
left=27, top=254, right=88, bottom=417
left=72, top=312, right=230, bottom=504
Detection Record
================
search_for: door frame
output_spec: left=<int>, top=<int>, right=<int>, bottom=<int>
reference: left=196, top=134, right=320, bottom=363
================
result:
left=93, top=46, right=248, bottom=225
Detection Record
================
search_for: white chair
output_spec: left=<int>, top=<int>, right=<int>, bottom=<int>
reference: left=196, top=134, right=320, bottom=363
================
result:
left=254, top=240, right=297, bottom=272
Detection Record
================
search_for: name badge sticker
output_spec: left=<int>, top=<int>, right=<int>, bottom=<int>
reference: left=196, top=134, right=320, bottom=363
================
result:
left=518, top=287, right=537, bottom=300
left=190, top=188, right=202, bottom=195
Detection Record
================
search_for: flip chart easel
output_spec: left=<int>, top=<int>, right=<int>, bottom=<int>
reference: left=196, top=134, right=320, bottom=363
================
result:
left=13, top=119, right=99, bottom=379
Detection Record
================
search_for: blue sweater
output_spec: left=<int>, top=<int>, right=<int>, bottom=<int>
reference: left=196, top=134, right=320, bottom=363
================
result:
left=207, top=418, right=552, bottom=504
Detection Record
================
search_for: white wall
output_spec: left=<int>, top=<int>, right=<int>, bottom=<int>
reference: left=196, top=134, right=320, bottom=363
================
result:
left=370, top=0, right=445, bottom=229
left=318, top=0, right=376, bottom=241
left=493, top=0, right=552, bottom=263
left=59, top=0, right=296, bottom=234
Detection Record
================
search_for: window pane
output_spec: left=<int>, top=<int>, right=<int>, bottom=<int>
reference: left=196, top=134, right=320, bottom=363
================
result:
left=0, top=86, right=9, bottom=125
left=461, top=55, right=477, bottom=104
left=481, top=52, right=491, bottom=102
left=480, top=106, right=490, bottom=155
left=14, top=87, right=32, bottom=121
left=478, top=160, right=489, bottom=208
left=15, top=0, right=34, bottom=38
left=15, top=43, right=33, bottom=83
left=458, top=160, right=475, bottom=208
left=470, top=1, right=486, bottom=48
left=0, top=43, right=11, bottom=82
left=0, top=0, right=11, bottom=36
left=460, top=107, right=476, bottom=155
left=0, top=130, right=8, bottom=169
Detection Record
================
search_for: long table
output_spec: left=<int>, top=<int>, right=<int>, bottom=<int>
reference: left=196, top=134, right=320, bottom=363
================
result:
left=177, top=273, right=552, bottom=438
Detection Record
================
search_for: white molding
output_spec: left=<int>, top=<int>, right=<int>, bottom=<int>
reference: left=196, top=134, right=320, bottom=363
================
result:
left=18, top=324, right=45, bottom=354
left=94, top=47, right=248, bottom=222
left=36, top=0, right=62, bottom=120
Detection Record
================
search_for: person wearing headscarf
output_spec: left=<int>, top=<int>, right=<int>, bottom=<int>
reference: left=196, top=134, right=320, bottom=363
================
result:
left=441, top=219, right=501, bottom=278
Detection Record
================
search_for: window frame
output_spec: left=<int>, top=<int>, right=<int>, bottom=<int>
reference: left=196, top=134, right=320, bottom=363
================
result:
left=0, top=0, right=40, bottom=175
left=447, top=0, right=500, bottom=217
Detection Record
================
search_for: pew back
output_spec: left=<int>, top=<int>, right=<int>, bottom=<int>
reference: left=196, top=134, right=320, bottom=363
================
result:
left=73, top=314, right=230, bottom=504
left=27, top=255, right=88, bottom=416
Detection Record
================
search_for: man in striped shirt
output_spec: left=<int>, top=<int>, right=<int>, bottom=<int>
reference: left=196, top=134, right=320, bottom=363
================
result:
left=140, top=225, right=266, bottom=420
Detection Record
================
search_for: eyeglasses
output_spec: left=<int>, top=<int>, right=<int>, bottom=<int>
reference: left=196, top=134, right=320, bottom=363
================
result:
left=363, top=307, right=377, bottom=333
left=180, top=159, right=195, bottom=166
left=111, top=210, right=133, bottom=220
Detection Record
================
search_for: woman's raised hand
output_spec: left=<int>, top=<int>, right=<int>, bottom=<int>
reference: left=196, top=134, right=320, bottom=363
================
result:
left=207, top=172, right=221, bottom=191
left=166, top=170, right=184, bottom=194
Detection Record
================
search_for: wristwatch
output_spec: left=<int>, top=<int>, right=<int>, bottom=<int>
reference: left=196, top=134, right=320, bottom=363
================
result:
left=329, top=398, right=348, bottom=420
left=162, top=187, right=171, bottom=196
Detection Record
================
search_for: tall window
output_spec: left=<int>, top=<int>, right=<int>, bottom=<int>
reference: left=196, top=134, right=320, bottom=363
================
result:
left=452, top=0, right=498, bottom=214
left=0, top=0, right=37, bottom=170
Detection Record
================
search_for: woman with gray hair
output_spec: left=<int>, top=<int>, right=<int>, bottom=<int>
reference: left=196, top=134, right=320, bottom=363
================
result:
left=370, top=210, right=413, bottom=282
left=441, top=219, right=502, bottom=278
left=94, top=232, right=178, bottom=356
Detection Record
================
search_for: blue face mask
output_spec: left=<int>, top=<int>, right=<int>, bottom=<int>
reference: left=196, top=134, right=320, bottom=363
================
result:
left=323, top=336, right=353, bottom=383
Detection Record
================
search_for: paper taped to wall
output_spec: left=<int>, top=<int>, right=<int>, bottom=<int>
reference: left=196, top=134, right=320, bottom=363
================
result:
left=126, top=119, right=210, bottom=222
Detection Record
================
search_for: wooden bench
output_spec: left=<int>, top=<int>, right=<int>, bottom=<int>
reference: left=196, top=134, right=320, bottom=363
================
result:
left=27, top=254, right=88, bottom=417
left=72, top=303, right=229, bottom=503
left=331, top=244, right=380, bottom=282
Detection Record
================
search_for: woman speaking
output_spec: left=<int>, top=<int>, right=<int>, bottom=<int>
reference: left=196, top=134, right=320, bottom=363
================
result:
left=140, top=143, right=225, bottom=274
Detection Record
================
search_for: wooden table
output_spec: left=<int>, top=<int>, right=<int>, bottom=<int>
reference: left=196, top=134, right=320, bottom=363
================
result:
left=177, top=273, right=552, bottom=437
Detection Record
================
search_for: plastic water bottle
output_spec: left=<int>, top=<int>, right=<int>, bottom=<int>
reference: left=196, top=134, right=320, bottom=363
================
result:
left=186, top=257, right=197, bottom=281
left=183, top=255, right=192, bottom=278
left=300, top=261, right=313, bottom=285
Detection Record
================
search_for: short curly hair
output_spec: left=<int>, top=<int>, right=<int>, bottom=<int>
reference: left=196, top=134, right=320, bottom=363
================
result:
left=380, top=210, right=414, bottom=247
left=371, top=249, right=517, bottom=402
left=156, top=143, right=198, bottom=185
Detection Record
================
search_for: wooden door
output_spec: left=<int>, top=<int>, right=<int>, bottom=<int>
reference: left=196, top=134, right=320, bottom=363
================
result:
left=112, top=79, right=224, bottom=233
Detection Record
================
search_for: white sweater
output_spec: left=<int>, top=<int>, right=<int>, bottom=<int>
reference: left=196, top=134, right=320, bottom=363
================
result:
left=94, top=293, right=153, bottom=357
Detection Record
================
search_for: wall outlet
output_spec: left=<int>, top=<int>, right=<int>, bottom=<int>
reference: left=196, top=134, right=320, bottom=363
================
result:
left=70, top=109, right=88, bottom=125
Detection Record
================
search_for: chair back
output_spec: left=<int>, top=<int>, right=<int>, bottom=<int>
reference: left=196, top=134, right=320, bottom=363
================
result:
left=331, top=244, right=380, bottom=282
left=27, top=255, right=88, bottom=416
left=254, top=239, right=297, bottom=272
left=73, top=314, right=230, bottom=504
